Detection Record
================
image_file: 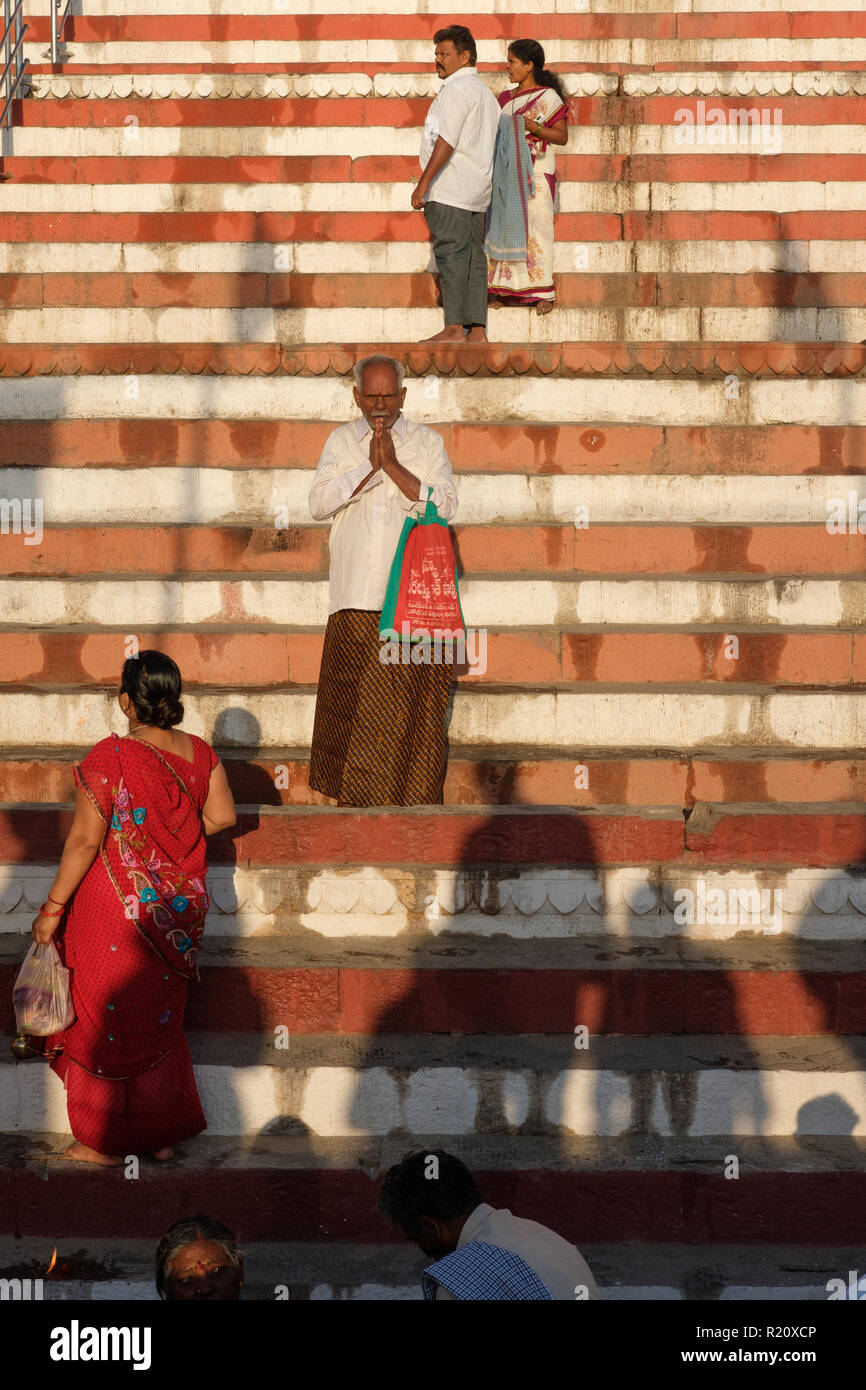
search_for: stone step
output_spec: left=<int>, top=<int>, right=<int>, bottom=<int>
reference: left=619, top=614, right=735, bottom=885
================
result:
left=2, top=373, right=863, bottom=426
left=8, top=125, right=866, bottom=158
left=5, top=1051, right=866, bottom=1137
left=2, top=239, right=866, bottom=276
left=2, top=755, right=866, bottom=808
left=4, top=305, right=866, bottom=342
left=2, top=863, right=866, bottom=943
left=4, top=180, right=865, bottom=215
left=0, top=692, right=864, bottom=754
left=6, top=532, right=865, bottom=580
left=9, top=271, right=866, bottom=312
left=2, top=465, right=863, bottom=525
left=2, top=418, right=862, bottom=473
left=3, top=634, right=865, bottom=692
left=23, top=0, right=862, bottom=16
left=2, top=1135, right=865, bottom=1246
left=19, top=34, right=866, bottom=72
left=0, top=1232, right=859, bottom=1302
left=1, top=579, right=863, bottom=631
left=4, top=954, right=866, bottom=1028
left=21, top=69, right=866, bottom=98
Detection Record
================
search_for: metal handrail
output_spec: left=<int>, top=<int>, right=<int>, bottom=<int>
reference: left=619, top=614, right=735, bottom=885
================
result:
left=1, top=0, right=28, bottom=129
left=50, top=0, right=73, bottom=64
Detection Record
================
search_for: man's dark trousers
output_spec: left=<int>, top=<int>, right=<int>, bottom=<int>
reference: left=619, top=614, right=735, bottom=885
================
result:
left=424, top=199, right=488, bottom=328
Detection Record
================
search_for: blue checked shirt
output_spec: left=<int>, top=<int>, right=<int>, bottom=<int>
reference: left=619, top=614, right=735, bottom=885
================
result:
left=422, top=1241, right=555, bottom=1301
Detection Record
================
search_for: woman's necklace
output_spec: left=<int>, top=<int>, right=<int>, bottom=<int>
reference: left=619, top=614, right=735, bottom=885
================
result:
left=129, top=724, right=172, bottom=745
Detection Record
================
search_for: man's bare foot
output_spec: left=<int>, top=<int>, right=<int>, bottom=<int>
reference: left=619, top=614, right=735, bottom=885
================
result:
left=61, top=1142, right=123, bottom=1166
left=536, top=300, right=555, bottom=315
left=464, top=327, right=488, bottom=342
left=419, top=327, right=465, bottom=342
left=152, top=1147, right=175, bottom=1161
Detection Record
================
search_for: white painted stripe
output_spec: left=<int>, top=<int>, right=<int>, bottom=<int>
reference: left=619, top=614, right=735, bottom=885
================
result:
left=23, top=70, right=589, bottom=100
left=1, top=239, right=860, bottom=276
left=25, top=70, right=865, bottom=101
left=3, top=179, right=866, bottom=213
left=9, top=125, right=866, bottom=158
left=22, top=40, right=866, bottom=64
left=0, top=691, right=862, bottom=751
left=4, top=305, right=866, bottom=343
left=6, top=1062, right=866, bottom=1137
left=2, top=376, right=866, bottom=427
left=3, top=866, right=864, bottom=941
left=0, top=577, right=861, bottom=630
left=2, top=467, right=861, bottom=526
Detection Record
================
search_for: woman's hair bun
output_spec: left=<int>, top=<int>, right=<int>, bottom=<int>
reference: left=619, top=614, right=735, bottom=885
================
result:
left=120, top=651, right=184, bottom=729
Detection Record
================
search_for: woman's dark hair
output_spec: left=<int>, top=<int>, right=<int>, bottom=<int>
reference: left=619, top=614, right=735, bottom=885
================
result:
left=508, top=38, right=568, bottom=105
left=434, top=24, right=477, bottom=66
left=120, top=650, right=184, bottom=729
left=155, top=1214, right=241, bottom=1298
left=378, top=1150, right=483, bottom=1235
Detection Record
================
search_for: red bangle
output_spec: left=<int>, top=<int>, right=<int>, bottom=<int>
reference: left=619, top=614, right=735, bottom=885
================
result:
left=39, top=904, right=63, bottom=917
left=47, top=895, right=66, bottom=907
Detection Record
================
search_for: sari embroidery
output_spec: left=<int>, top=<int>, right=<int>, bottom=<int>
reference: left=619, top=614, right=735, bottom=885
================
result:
left=79, top=737, right=209, bottom=982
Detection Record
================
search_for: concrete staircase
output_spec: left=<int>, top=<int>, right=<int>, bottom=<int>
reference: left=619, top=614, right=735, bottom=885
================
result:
left=0, top=0, right=865, bottom=1299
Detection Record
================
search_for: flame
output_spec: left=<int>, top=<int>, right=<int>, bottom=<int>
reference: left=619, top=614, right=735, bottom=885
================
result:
left=46, top=1247, right=57, bottom=1276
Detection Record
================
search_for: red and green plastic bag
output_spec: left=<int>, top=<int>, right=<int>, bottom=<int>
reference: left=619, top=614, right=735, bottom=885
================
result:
left=379, top=497, right=465, bottom=641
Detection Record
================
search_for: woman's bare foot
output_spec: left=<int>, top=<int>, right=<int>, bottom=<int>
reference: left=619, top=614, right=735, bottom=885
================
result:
left=536, top=299, right=555, bottom=315
left=488, top=297, right=504, bottom=309
left=151, top=1147, right=175, bottom=1161
left=419, top=327, right=465, bottom=342
left=61, top=1142, right=123, bottom=1166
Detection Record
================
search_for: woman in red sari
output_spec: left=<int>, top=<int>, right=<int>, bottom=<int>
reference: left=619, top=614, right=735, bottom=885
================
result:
left=30, top=652, right=236, bottom=1166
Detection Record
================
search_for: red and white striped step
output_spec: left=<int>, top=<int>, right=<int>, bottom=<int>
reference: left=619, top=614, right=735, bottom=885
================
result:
left=1, top=0, right=865, bottom=1299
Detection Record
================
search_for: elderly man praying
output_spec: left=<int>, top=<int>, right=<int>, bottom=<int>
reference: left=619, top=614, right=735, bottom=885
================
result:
left=308, top=355, right=458, bottom=806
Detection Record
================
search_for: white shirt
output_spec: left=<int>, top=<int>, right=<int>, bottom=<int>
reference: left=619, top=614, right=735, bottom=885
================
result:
left=309, top=413, right=458, bottom=616
left=419, top=67, right=501, bottom=213
left=434, top=1202, right=604, bottom=1301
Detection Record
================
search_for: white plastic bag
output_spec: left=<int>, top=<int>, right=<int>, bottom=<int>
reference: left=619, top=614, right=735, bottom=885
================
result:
left=13, top=942, right=75, bottom=1036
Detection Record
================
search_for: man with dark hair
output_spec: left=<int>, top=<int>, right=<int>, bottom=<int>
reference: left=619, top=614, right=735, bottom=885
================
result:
left=411, top=26, right=500, bottom=343
left=378, top=1150, right=603, bottom=1300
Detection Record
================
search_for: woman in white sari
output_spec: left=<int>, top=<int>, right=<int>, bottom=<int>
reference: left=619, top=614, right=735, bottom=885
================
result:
left=487, top=40, right=570, bottom=315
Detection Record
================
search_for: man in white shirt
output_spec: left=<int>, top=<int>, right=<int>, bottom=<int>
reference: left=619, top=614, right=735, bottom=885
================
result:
left=411, top=25, right=501, bottom=344
left=378, top=1150, right=604, bottom=1301
left=307, top=355, right=458, bottom=807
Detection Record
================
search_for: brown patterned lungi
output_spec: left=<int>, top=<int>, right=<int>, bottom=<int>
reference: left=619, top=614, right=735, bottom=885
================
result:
left=309, top=608, right=453, bottom=807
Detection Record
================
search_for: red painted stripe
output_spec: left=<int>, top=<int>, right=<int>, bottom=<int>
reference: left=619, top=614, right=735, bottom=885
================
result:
left=3, top=632, right=866, bottom=699
left=24, top=62, right=866, bottom=76
left=4, top=269, right=866, bottom=311
left=4, top=757, right=866, bottom=811
left=5, top=1167, right=866, bottom=1243
left=3, top=211, right=866, bottom=243
left=16, top=95, right=866, bottom=130
left=0, top=966, right=861, bottom=1036
left=2, top=421, right=863, bottom=474
left=3, top=527, right=864, bottom=581
left=2, top=811, right=864, bottom=868
left=22, top=13, right=866, bottom=40
left=8, top=156, right=866, bottom=187
left=1, top=341, right=864, bottom=378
